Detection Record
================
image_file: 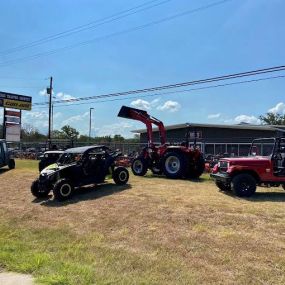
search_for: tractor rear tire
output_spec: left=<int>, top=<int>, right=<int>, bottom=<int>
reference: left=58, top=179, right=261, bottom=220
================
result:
left=8, top=159, right=15, bottom=169
left=131, top=157, right=148, bottom=176
left=31, top=179, right=50, bottom=198
left=231, top=174, right=256, bottom=197
left=162, top=152, right=186, bottom=179
left=215, top=181, right=231, bottom=192
left=187, top=156, right=205, bottom=179
left=113, top=167, right=129, bottom=185
left=53, top=179, right=74, bottom=201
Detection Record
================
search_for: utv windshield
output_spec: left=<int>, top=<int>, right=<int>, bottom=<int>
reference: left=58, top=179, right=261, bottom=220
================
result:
left=57, top=152, right=82, bottom=165
left=249, top=138, right=275, bottom=156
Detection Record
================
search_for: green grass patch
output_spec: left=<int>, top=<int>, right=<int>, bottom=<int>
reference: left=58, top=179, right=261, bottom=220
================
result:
left=15, top=159, right=38, bottom=171
left=0, top=221, right=196, bottom=285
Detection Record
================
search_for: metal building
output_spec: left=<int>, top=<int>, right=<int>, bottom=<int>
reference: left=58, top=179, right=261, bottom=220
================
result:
left=133, top=123, right=285, bottom=157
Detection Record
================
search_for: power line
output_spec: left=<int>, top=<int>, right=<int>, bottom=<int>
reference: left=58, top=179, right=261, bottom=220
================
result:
left=0, top=0, right=233, bottom=67
left=32, top=65, right=285, bottom=106
left=31, top=74, right=285, bottom=110
left=0, top=0, right=171, bottom=56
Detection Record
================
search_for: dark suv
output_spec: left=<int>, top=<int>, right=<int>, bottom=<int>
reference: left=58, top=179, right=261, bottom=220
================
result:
left=31, top=145, right=129, bottom=201
left=0, top=140, right=15, bottom=170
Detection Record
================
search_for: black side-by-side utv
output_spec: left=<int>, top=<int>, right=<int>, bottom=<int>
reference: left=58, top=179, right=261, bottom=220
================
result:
left=31, top=145, right=129, bottom=201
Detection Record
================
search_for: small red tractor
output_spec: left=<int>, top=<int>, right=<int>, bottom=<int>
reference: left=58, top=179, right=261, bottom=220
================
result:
left=118, top=106, right=205, bottom=179
left=211, top=136, right=285, bottom=197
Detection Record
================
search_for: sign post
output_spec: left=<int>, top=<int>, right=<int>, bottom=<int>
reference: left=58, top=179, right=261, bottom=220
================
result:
left=0, top=91, right=32, bottom=142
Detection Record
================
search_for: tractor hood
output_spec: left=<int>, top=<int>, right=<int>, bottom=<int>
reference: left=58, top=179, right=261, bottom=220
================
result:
left=220, top=156, right=270, bottom=166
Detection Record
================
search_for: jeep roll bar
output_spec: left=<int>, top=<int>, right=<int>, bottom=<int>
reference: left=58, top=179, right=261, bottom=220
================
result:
left=118, top=106, right=166, bottom=146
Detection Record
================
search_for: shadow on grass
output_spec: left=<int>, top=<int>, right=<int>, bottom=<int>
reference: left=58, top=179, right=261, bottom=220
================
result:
left=0, top=168, right=9, bottom=175
left=142, top=174, right=209, bottom=183
left=34, top=183, right=132, bottom=207
left=222, top=190, right=285, bottom=202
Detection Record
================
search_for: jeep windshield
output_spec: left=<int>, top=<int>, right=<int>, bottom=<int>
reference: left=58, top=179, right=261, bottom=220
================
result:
left=249, top=138, right=275, bottom=157
left=57, top=152, right=82, bottom=165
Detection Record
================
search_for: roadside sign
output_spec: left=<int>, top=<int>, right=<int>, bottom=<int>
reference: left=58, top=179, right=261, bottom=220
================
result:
left=0, top=91, right=32, bottom=110
left=4, top=109, right=21, bottom=142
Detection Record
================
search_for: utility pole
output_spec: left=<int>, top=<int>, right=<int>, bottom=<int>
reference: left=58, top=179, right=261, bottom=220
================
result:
left=47, top=76, right=53, bottom=149
left=89, top=107, right=94, bottom=142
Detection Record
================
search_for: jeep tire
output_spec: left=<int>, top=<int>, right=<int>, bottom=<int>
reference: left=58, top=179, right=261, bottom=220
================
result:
left=231, top=174, right=256, bottom=197
left=31, top=179, right=50, bottom=198
left=113, top=167, right=129, bottom=185
left=131, top=157, right=148, bottom=176
left=53, top=179, right=74, bottom=201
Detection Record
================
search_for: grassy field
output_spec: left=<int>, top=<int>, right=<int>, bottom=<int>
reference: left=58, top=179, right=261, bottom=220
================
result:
left=0, top=159, right=284, bottom=284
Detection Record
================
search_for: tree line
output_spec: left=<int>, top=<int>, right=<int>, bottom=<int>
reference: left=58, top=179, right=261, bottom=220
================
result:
left=0, top=111, right=284, bottom=142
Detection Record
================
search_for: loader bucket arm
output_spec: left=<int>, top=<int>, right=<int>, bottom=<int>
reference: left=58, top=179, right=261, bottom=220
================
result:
left=118, top=106, right=166, bottom=145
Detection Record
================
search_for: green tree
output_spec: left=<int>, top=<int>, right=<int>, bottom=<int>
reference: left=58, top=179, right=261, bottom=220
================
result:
left=259, top=113, right=285, bottom=125
left=61, top=125, right=79, bottom=139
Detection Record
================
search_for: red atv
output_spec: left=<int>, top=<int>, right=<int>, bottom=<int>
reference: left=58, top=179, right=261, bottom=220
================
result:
left=118, top=106, right=205, bottom=179
left=211, top=137, right=285, bottom=197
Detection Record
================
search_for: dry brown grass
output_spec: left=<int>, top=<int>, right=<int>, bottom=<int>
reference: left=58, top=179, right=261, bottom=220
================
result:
left=0, top=161, right=285, bottom=284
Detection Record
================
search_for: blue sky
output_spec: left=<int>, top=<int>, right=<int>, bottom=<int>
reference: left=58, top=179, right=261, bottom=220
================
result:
left=0, top=0, right=284, bottom=137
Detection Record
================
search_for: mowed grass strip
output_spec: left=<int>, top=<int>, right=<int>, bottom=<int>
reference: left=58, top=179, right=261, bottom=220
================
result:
left=0, top=160, right=284, bottom=284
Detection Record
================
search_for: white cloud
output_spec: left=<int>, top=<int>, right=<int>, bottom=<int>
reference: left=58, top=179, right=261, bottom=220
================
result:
left=130, top=99, right=151, bottom=110
left=130, top=98, right=161, bottom=110
left=268, top=102, right=285, bottom=114
left=55, top=92, right=76, bottom=101
left=39, top=89, right=48, bottom=96
left=61, top=111, right=89, bottom=126
left=234, top=115, right=261, bottom=125
left=95, top=121, right=134, bottom=137
left=157, top=100, right=181, bottom=112
left=208, top=113, right=221, bottom=119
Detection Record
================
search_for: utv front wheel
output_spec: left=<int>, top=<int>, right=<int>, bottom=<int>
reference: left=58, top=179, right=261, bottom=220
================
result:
left=131, top=157, right=148, bottom=176
left=53, top=179, right=74, bottom=201
left=231, top=174, right=256, bottom=197
left=8, top=159, right=15, bottom=169
left=113, top=167, right=129, bottom=185
left=31, top=179, right=50, bottom=198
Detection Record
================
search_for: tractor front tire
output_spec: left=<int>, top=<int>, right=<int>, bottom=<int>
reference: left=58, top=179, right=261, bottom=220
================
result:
left=31, top=179, right=50, bottom=198
left=162, top=152, right=186, bottom=179
left=113, top=167, right=129, bottom=185
left=8, top=159, right=15, bottom=169
left=215, top=181, right=231, bottom=192
left=53, top=179, right=74, bottom=201
left=131, top=157, right=148, bottom=176
left=231, top=174, right=256, bottom=197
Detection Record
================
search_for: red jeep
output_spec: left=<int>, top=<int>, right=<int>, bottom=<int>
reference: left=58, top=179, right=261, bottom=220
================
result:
left=211, top=137, right=285, bottom=197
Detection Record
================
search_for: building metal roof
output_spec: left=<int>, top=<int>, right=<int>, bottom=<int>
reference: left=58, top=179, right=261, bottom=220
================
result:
left=132, top=123, right=285, bottom=133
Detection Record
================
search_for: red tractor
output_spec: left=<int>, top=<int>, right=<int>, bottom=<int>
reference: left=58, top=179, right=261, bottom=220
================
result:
left=118, top=106, right=205, bottom=179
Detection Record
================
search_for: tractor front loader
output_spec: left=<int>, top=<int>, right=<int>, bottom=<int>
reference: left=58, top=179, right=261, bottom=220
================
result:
left=118, top=106, right=205, bottom=179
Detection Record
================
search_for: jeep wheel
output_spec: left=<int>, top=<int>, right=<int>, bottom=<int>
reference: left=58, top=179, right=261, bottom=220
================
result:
left=113, top=167, right=129, bottom=185
left=31, top=179, right=50, bottom=198
left=131, top=157, right=148, bottom=176
left=53, top=179, right=74, bottom=201
left=231, top=174, right=256, bottom=197
left=162, top=152, right=186, bottom=179
left=215, top=181, right=231, bottom=192
left=8, top=159, right=15, bottom=169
